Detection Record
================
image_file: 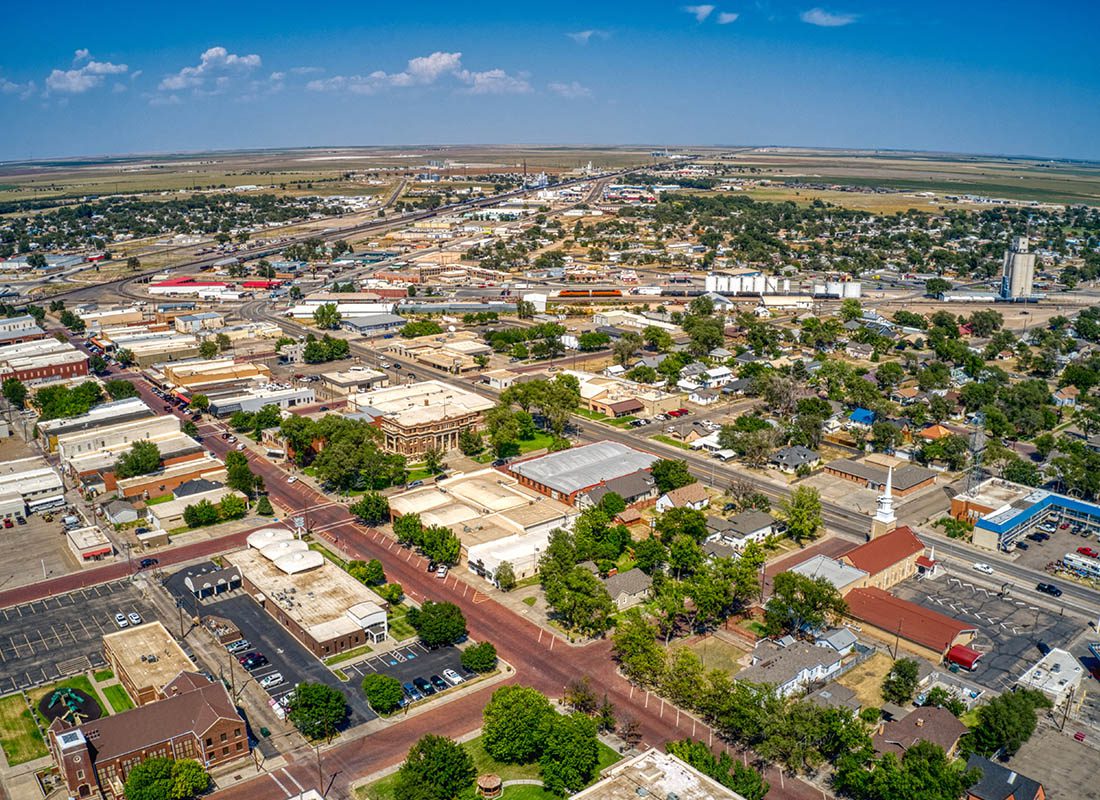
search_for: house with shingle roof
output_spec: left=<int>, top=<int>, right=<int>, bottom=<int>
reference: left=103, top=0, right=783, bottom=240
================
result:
left=655, top=482, right=711, bottom=512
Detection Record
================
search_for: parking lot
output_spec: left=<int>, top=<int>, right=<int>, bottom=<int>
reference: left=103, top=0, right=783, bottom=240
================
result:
left=893, top=575, right=1081, bottom=691
left=0, top=512, right=84, bottom=592
left=0, top=579, right=159, bottom=694
left=164, top=563, right=376, bottom=728
left=1013, top=520, right=1100, bottom=572
left=339, top=641, right=474, bottom=694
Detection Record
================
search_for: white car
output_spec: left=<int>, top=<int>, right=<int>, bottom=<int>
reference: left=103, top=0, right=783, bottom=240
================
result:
left=259, top=672, right=284, bottom=690
left=236, top=442, right=246, bottom=451
left=287, top=476, right=298, bottom=484
left=442, top=668, right=464, bottom=686
left=436, top=565, right=448, bottom=579
left=128, top=612, right=142, bottom=626
left=114, top=613, right=128, bottom=628
left=972, top=562, right=994, bottom=575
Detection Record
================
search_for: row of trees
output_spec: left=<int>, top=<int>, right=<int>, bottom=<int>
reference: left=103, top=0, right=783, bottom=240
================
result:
left=182, top=494, right=248, bottom=527
left=280, top=414, right=408, bottom=491
left=394, top=513, right=462, bottom=567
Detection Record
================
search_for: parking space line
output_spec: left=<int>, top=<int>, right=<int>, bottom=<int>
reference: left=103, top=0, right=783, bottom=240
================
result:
left=22, top=633, right=33, bottom=655
left=282, top=769, right=305, bottom=792
left=37, top=630, right=49, bottom=651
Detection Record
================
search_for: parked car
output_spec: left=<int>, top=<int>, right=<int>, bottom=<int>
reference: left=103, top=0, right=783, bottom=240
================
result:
left=413, top=677, right=435, bottom=696
left=1036, top=582, right=1063, bottom=597
left=259, top=673, right=284, bottom=689
left=128, top=612, right=142, bottom=626
left=114, top=613, right=129, bottom=628
left=430, top=675, right=448, bottom=692
left=435, top=565, right=448, bottom=579
left=972, top=562, right=994, bottom=575
left=2, top=519, right=11, bottom=529
left=15, top=517, right=25, bottom=526
left=238, top=651, right=260, bottom=665
left=407, top=480, right=423, bottom=489
left=287, top=476, right=298, bottom=484
left=403, top=682, right=422, bottom=702
left=1015, top=541, right=1029, bottom=550
left=236, top=443, right=246, bottom=451
left=442, top=669, right=464, bottom=686
left=1078, top=547, right=1099, bottom=558
left=227, top=639, right=252, bottom=654
left=243, top=654, right=268, bottom=670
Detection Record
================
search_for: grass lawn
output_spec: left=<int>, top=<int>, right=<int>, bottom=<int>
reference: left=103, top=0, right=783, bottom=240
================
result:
left=29, top=675, right=104, bottom=729
left=0, top=693, right=48, bottom=766
left=522, top=596, right=537, bottom=607
left=388, top=608, right=417, bottom=640
left=575, top=408, right=610, bottom=422
left=681, top=636, right=750, bottom=674
left=309, top=541, right=348, bottom=570
left=93, top=669, right=114, bottom=682
left=324, top=643, right=374, bottom=667
left=836, top=650, right=893, bottom=710
left=405, top=466, right=436, bottom=483
left=102, top=684, right=134, bottom=713
left=145, top=493, right=173, bottom=505
left=650, top=434, right=691, bottom=450
left=607, top=416, right=638, bottom=428
left=359, top=736, right=621, bottom=800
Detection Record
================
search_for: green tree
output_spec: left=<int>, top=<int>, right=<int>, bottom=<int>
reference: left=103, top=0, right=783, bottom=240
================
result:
left=255, top=495, right=274, bottom=516
left=351, top=492, right=390, bottom=525
left=104, top=379, right=138, bottom=400
left=495, top=560, right=516, bottom=591
left=1, top=378, right=27, bottom=409
left=183, top=499, right=219, bottom=528
left=123, top=757, right=209, bottom=800
left=225, top=450, right=261, bottom=498
left=182, top=420, right=199, bottom=438
left=424, top=447, right=445, bottom=475
left=924, top=277, right=951, bottom=297
left=460, top=641, right=498, bottom=673
left=401, top=319, right=445, bottom=338
left=544, top=566, right=615, bottom=636
left=666, top=740, right=769, bottom=800
left=781, top=486, right=823, bottom=545
left=115, top=440, right=162, bottom=479
left=215, top=332, right=232, bottom=352
left=834, top=741, right=980, bottom=800
left=407, top=600, right=467, bottom=647
left=881, top=658, right=920, bottom=705
left=656, top=506, right=709, bottom=543
left=199, top=340, right=219, bottom=359
left=764, top=572, right=847, bottom=637
left=970, top=689, right=1051, bottom=758
left=540, top=712, right=600, bottom=795
left=612, top=332, right=644, bottom=366
left=458, top=427, right=484, bottom=456
left=313, top=302, right=342, bottom=330
left=218, top=493, right=248, bottom=520
left=633, top=536, right=667, bottom=574
left=839, top=298, right=863, bottom=322
left=89, top=354, right=108, bottom=374
left=651, top=459, right=695, bottom=493
left=394, top=513, right=423, bottom=547
left=115, top=348, right=135, bottom=367
left=483, top=685, right=555, bottom=763
left=286, top=681, right=348, bottom=741
left=611, top=609, right=665, bottom=686
left=189, top=394, right=209, bottom=412
left=393, top=734, right=476, bottom=800
left=419, top=525, right=462, bottom=566
left=377, top=583, right=404, bottom=604
left=362, top=673, right=405, bottom=714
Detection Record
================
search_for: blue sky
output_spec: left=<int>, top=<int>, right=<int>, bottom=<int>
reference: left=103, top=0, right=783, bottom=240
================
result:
left=2, top=1, right=1097, bottom=161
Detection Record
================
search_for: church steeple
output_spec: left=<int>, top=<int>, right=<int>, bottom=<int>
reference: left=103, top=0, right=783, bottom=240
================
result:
left=870, top=466, right=897, bottom=540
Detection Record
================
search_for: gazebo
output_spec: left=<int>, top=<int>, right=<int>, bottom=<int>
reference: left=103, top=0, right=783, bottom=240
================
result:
left=476, top=774, right=502, bottom=799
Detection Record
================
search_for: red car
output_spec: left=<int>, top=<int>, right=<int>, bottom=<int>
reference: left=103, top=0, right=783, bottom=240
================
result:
left=667, top=409, right=686, bottom=418
left=1077, top=547, right=1099, bottom=559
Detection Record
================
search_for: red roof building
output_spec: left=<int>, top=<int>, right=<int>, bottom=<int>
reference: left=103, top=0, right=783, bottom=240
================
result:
left=846, top=587, right=977, bottom=659
left=946, top=644, right=983, bottom=670
left=241, top=280, right=282, bottom=289
left=841, top=526, right=926, bottom=589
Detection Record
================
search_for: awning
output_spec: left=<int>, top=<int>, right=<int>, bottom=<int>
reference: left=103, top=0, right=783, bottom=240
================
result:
left=81, top=547, right=112, bottom=558
left=945, top=644, right=983, bottom=670
left=916, top=555, right=936, bottom=569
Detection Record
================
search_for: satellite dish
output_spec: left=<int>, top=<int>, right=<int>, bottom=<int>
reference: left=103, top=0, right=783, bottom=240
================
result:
left=448, top=325, right=456, bottom=333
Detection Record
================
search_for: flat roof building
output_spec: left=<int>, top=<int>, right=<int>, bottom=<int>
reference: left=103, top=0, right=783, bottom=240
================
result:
left=0, top=456, right=64, bottom=516
left=0, top=338, right=88, bottom=384
left=321, top=366, right=389, bottom=396
left=208, top=385, right=314, bottom=417
left=102, top=622, right=195, bottom=706
left=953, top=478, right=1100, bottom=552
left=38, top=398, right=154, bottom=451
left=790, top=555, right=868, bottom=594
left=157, top=357, right=273, bottom=391
left=572, top=750, right=749, bottom=800
left=0, top=314, right=46, bottom=345
left=349, top=379, right=494, bottom=456
left=1016, top=647, right=1084, bottom=706
left=114, top=455, right=225, bottom=500
left=824, top=457, right=937, bottom=497
left=65, top=525, right=114, bottom=562
left=227, top=542, right=388, bottom=658
left=508, top=442, right=658, bottom=505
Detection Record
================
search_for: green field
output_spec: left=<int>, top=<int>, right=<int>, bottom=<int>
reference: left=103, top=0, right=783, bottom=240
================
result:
left=102, top=684, right=135, bottom=713
left=358, top=735, right=621, bottom=800
left=0, top=693, right=48, bottom=766
left=387, top=608, right=417, bottom=640
left=93, top=669, right=115, bottom=682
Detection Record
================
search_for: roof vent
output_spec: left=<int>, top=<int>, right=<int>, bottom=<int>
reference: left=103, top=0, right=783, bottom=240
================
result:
left=636, top=790, right=648, bottom=797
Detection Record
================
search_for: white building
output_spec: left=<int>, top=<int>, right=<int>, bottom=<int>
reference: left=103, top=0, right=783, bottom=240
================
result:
left=1016, top=647, right=1084, bottom=706
left=0, top=457, right=65, bottom=517
left=208, top=385, right=315, bottom=417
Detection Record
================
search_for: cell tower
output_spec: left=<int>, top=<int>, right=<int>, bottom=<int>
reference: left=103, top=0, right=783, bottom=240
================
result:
left=967, top=412, right=987, bottom=495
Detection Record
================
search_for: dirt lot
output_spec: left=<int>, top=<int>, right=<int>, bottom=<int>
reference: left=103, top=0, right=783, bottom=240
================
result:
left=679, top=634, right=751, bottom=674
left=835, top=650, right=893, bottom=709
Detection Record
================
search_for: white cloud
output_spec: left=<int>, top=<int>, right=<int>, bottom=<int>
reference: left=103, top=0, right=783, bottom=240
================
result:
left=548, top=81, right=592, bottom=99
left=567, top=29, right=608, bottom=45
left=159, top=46, right=262, bottom=92
left=1, top=76, right=36, bottom=99
left=289, top=66, right=323, bottom=75
left=130, top=70, right=143, bottom=81
left=308, top=52, right=529, bottom=96
left=458, top=68, right=531, bottom=95
left=717, top=11, right=740, bottom=24
left=800, top=7, right=857, bottom=26
left=684, top=4, right=716, bottom=21
left=112, top=82, right=127, bottom=93
left=73, top=48, right=91, bottom=63
left=148, top=93, right=182, bottom=107
left=46, top=55, right=128, bottom=94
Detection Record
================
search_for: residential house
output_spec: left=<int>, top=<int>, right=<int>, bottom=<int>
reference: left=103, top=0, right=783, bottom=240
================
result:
left=736, top=639, right=843, bottom=697
left=655, top=482, right=710, bottom=512
left=1053, top=386, right=1079, bottom=408
left=578, top=470, right=658, bottom=509
left=706, top=510, right=775, bottom=550
left=891, top=386, right=924, bottom=405
left=602, top=568, right=653, bottom=610
left=849, top=408, right=876, bottom=428
left=815, top=627, right=858, bottom=656
left=873, top=706, right=968, bottom=758
left=846, top=343, right=874, bottom=360
left=805, top=682, right=862, bottom=713
left=770, top=445, right=821, bottom=473
left=964, top=755, right=1045, bottom=800
left=689, top=388, right=720, bottom=406
left=102, top=499, right=139, bottom=526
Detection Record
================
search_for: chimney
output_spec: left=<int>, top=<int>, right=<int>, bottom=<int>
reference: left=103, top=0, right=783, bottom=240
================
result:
left=915, top=718, right=924, bottom=728
left=1007, top=772, right=1017, bottom=784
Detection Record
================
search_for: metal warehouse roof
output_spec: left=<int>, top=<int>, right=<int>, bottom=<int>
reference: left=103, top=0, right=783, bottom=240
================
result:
left=509, top=442, right=657, bottom=495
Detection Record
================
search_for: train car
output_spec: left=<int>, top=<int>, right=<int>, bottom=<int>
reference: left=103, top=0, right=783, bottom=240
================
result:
left=556, top=288, right=623, bottom=298
left=1062, top=551, right=1100, bottom=579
